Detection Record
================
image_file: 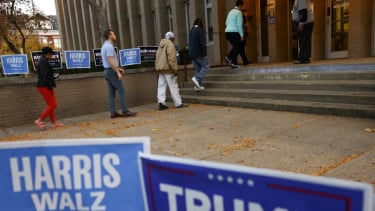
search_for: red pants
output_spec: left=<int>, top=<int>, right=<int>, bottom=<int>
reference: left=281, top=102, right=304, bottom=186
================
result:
left=37, top=87, right=57, bottom=123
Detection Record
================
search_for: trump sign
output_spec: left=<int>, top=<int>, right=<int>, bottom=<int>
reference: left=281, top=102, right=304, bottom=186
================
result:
left=139, top=153, right=373, bottom=211
left=0, top=137, right=150, bottom=211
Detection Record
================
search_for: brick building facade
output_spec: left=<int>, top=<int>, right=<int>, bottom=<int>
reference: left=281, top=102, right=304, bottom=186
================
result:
left=55, top=0, right=375, bottom=65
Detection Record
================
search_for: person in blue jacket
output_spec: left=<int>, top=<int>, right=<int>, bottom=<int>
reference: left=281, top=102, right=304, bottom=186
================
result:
left=224, top=0, right=245, bottom=69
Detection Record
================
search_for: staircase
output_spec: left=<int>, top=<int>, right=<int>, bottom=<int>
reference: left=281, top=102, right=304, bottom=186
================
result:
left=179, top=62, right=375, bottom=118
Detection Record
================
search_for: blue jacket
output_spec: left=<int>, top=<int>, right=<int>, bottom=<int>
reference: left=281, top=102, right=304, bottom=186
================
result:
left=225, top=7, right=244, bottom=38
left=189, top=25, right=207, bottom=58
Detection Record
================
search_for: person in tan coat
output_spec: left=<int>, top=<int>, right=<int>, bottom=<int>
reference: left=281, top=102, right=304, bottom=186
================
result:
left=155, top=32, right=187, bottom=110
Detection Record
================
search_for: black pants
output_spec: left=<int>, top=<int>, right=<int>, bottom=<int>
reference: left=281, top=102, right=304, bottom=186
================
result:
left=238, top=40, right=249, bottom=65
left=225, top=32, right=241, bottom=65
left=298, top=22, right=314, bottom=62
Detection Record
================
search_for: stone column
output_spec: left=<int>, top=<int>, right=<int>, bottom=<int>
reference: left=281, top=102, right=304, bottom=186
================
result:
left=349, top=0, right=373, bottom=57
left=126, top=0, right=142, bottom=47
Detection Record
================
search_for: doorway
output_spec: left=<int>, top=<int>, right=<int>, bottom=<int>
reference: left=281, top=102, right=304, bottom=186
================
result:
left=326, top=0, right=349, bottom=58
left=257, top=0, right=269, bottom=62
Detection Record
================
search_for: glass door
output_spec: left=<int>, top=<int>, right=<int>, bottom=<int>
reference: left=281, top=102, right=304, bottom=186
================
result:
left=327, top=0, right=349, bottom=58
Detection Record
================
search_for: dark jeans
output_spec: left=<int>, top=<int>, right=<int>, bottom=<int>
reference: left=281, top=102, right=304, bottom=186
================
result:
left=298, top=22, right=314, bottom=62
left=225, top=32, right=241, bottom=65
left=104, top=68, right=128, bottom=113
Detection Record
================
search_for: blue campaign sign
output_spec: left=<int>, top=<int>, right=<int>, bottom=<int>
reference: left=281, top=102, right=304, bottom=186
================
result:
left=64, top=51, right=91, bottom=69
left=139, top=154, right=374, bottom=211
left=30, top=51, right=62, bottom=70
left=0, top=137, right=150, bottom=211
left=1, top=54, right=29, bottom=75
left=119, top=48, right=141, bottom=66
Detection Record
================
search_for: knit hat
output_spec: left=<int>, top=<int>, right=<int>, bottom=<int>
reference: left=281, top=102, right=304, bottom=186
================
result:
left=165, top=31, right=175, bottom=39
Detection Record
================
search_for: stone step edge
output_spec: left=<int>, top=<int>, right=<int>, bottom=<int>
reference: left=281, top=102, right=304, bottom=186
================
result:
left=181, top=95, right=375, bottom=111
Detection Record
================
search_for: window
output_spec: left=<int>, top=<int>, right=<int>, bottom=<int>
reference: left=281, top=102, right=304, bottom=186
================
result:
left=54, top=38, right=61, bottom=48
left=205, top=1, right=213, bottom=42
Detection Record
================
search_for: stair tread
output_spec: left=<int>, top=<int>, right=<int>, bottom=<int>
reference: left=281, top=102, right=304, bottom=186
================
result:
left=180, top=88, right=375, bottom=97
left=181, top=95, right=375, bottom=110
left=201, top=80, right=375, bottom=84
left=207, top=70, right=375, bottom=75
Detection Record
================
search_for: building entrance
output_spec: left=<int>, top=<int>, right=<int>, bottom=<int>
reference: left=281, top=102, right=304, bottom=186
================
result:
left=327, top=0, right=349, bottom=58
left=256, top=0, right=269, bottom=62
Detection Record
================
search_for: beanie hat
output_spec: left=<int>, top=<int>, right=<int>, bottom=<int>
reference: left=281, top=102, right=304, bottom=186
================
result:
left=165, top=31, right=175, bottom=39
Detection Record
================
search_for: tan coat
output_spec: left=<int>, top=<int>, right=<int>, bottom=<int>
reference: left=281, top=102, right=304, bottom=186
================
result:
left=155, top=39, right=178, bottom=74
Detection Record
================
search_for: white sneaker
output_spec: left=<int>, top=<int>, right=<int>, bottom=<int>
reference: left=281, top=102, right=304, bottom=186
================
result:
left=231, top=64, right=240, bottom=69
left=194, top=86, right=205, bottom=91
left=191, top=77, right=201, bottom=88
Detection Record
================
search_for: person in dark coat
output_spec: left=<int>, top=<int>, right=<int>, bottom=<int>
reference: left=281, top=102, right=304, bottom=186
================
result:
left=34, top=46, right=64, bottom=129
left=189, top=18, right=210, bottom=91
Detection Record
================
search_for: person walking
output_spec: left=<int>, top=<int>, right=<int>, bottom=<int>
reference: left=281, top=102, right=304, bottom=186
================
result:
left=101, top=30, right=137, bottom=118
left=155, top=32, right=187, bottom=110
left=238, top=9, right=250, bottom=65
left=292, top=0, right=314, bottom=64
left=34, top=46, right=64, bottom=129
left=224, top=0, right=245, bottom=69
left=189, top=18, right=209, bottom=91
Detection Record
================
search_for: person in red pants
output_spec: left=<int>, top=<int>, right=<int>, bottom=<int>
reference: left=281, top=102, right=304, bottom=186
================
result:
left=34, top=47, right=64, bottom=129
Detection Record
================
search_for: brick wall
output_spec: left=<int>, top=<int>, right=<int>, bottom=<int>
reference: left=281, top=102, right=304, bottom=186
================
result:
left=0, top=70, right=161, bottom=128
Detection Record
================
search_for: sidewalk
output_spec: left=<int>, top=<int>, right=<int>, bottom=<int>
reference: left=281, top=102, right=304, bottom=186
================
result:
left=1, top=103, right=375, bottom=190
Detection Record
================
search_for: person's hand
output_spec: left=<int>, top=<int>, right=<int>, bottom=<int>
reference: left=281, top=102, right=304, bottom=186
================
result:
left=117, top=71, right=123, bottom=80
left=118, top=68, right=124, bottom=74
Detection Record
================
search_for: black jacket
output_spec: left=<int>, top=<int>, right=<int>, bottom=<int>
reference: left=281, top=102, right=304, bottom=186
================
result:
left=189, top=26, right=207, bottom=58
left=36, top=55, right=56, bottom=89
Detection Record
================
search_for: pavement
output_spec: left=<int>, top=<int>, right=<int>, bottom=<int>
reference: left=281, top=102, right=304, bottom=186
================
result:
left=1, top=103, right=374, bottom=192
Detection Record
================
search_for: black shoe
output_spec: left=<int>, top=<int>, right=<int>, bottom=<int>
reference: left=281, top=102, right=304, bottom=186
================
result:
left=159, top=103, right=169, bottom=110
left=122, top=111, right=137, bottom=117
left=294, top=59, right=310, bottom=64
left=176, top=104, right=188, bottom=108
left=110, top=112, right=122, bottom=118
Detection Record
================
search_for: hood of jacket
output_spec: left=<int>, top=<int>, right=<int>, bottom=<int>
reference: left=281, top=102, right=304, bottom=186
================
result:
left=159, top=39, right=171, bottom=49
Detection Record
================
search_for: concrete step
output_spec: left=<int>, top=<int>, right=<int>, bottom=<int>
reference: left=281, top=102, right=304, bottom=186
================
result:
left=181, top=95, right=375, bottom=118
left=180, top=88, right=375, bottom=105
left=213, top=62, right=375, bottom=74
left=179, top=68, right=375, bottom=118
left=205, top=71, right=375, bottom=81
left=191, top=80, right=375, bottom=92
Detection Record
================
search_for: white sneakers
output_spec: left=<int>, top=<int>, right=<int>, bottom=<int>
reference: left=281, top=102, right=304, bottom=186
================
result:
left=191, top=77, right=205, bottom=91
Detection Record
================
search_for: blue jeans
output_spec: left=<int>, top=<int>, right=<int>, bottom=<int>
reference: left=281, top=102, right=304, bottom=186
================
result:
left=104, top=68, right=127, bottom=113
left=192, top=57, right=210, bottom=85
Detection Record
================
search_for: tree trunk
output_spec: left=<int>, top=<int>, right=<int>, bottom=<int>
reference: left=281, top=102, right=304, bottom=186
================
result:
left=85, top=0, right=109, bottom=42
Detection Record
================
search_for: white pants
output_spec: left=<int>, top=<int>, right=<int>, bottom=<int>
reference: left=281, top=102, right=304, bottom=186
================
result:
left=157, top=73, right=182, bottom=106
